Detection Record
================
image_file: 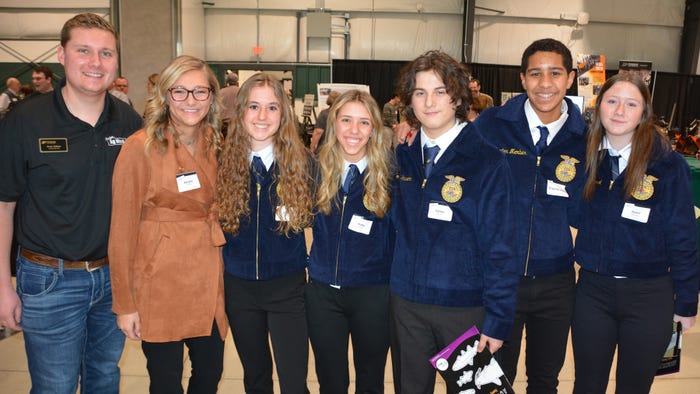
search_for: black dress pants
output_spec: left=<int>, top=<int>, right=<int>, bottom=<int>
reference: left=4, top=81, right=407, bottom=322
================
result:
left=225, top=271, right=309, bottom=394
left=389, top=293, right=485, bottom=394
left=305, top=280, right=390, bottom=394
left=572, top=269, right=674, bottom=394
left=141, top=322, right=225, bottom=394
left=495, top=269, right=575, bottom=393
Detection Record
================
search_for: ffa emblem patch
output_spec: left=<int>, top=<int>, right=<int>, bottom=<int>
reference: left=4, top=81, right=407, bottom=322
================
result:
left=441, top=175, right=465, bottom=203
left=555, top=155, right=579, bottom=183
left=632, top=174, right=658, bottom=201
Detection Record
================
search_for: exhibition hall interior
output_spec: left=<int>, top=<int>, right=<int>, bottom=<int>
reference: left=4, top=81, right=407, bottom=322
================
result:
left=1, top=0, right=700, bottom=392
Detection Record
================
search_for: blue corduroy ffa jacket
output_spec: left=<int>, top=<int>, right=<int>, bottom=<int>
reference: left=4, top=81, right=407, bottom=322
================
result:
left=575, top=142, right=699, bottom=316
left=309, top=170, right=394, bottom=287
left=389, top=123, right=519, bottom=340
left=222, top=163, right=308, bottom=281
left=474, top=93, right=587, bottom=277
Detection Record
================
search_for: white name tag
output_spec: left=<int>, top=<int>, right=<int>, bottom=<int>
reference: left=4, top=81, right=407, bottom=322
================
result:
left=428, top=202, right=453, bottom=222
left=348, top=215, right=373, bottom=235
left=546, top=179, right=569, bottom=198
left=621, top=203, right=650, bottom=223
left=176, top=171, right=200, bottom=192
left=275, top=205, right=290, bottom=221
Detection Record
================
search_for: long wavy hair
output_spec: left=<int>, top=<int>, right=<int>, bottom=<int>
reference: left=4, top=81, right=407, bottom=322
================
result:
left=583, top=73, right=670, bottom=200
left=218, top=72, right=313, bottom=235
left=316, top=90, right=395, bottom=217
left=397, top=50, right=472, bottom=129
left=143, top=55, right=222, bottom=155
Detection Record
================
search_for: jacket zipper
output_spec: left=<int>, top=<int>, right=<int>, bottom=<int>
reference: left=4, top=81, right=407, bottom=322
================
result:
left=255, top=182, right=261, bottom=280
left=524, top=155, right=542, bottom=275
left=333, top=195, right=348, bottom=286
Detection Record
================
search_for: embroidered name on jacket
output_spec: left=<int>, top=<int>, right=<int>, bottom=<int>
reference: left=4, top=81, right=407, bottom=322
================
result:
left=499, top=148, right=526, bottom=156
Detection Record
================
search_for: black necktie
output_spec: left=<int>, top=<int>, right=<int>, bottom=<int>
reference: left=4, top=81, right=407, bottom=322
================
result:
left=343, top=164, right=359, bottom=194
left=610, top=152, right=620, bottom=181
left=251, top=156, right=267, bottom=184
left=535, top=126, right=549, bottom=156
left=423, top=145, right=440, bottom=178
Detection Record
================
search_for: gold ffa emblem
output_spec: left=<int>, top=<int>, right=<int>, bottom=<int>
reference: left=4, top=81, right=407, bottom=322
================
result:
left=441, top=175, right=465, bottom=203
left=555, top=155, right=579, bottom=183
left=632, top=175, right=657, bottom=201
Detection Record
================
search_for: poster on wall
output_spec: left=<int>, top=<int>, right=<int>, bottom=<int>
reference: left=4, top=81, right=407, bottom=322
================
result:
left=618, top=60, right=654, bottom=91
left=500, top=92, right=519, bottom=105
left=316, top=83, right=370, bottom=114
left=576, top=54, right=606, bottom=123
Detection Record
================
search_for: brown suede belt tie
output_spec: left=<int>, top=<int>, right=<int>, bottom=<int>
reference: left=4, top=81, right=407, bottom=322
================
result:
left=20, top=248, right=108, bottom=272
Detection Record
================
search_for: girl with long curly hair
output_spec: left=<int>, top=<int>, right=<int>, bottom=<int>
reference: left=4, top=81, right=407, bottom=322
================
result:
left=217, top=72, right=314, bottom=394
left=306, top=90, right=395, bottom=393
left=109, top=55, right=227, bottom=393
left=572, top=73, right=698, bottom=393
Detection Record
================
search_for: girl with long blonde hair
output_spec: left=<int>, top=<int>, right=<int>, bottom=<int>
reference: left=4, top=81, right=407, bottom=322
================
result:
left=306, top=90, right=395, bottom=393
left=217, top=72, right=313, bottom=394
left=110, top=55, right=227, bottom=393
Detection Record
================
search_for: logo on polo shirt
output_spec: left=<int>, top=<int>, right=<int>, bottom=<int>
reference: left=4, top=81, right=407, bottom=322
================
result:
left=105, top=136, right=126, bottom=146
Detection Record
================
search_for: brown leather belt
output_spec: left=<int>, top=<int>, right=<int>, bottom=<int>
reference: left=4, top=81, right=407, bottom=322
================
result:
left=20, top=249, right=108, bottom=272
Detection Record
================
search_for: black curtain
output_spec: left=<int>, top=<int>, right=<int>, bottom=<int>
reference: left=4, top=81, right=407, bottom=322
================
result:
left=332, top=59, right=407, bottom=108
left=467, top=63, right=523, bottom=105
left=653, top=72, right=700, bottom=132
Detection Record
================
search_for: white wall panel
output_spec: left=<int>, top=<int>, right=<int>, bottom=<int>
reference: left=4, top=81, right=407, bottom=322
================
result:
left=0, top=41, right=60, bottom=63
left=206, top=11, right=258, bottom=61
left=0, top=12, right=109, bottom=38
left=472, top=17, right=683, bottom=71
left=476, top=0, right=683, bottom=26
left=0, top=1, right=693, bottom=74
left=205, top=0, right=316, bottom=10
left=324, top=0, right=462, bottom=13
left=1, top=0, right=108, bottom=7
left=181, top=0, right=206, bottom=58
left=206, top=10, right=297, bottom=62
left=379, top=14, right=461, bottom=59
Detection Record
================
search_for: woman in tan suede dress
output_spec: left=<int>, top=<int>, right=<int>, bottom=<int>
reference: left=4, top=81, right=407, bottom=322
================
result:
left=108, top=55, right=227, bottom=394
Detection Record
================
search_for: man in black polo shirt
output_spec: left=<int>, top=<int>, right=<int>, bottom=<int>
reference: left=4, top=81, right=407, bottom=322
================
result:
left=0, top=13, right=141, bottom=393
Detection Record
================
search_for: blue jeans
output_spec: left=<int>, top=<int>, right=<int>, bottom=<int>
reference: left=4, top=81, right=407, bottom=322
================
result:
left=16, top=255, right=125, bottom=394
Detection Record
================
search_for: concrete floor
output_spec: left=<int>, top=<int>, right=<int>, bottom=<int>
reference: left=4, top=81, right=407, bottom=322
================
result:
left=1, top=311, right=700, bottom=393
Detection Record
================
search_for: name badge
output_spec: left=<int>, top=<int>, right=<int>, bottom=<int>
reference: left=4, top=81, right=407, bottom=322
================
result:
left=348, top=215, right=373, bottom=235
left=546, top=180, right=569, bottom=198
left=39, top=138, right=68, bottom=153
left=176, top=171, right=200, bottom=192
left=621, top=203, right=650, bottom=223
left=275, top=205, right=290, bottom=221
left=428, top=202, right=453, bottom=222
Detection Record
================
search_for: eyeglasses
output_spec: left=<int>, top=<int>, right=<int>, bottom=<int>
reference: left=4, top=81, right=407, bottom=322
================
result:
left=168, top=87, right=213, bottom=101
